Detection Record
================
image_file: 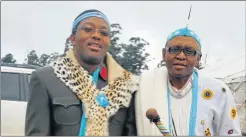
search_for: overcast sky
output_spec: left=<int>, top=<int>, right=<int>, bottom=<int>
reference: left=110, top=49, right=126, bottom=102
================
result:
left=1, top=1, right=245, bottom=78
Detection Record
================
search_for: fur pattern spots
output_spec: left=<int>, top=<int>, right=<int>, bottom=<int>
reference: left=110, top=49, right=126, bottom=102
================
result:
left=51, top=57, right=138, bottom=136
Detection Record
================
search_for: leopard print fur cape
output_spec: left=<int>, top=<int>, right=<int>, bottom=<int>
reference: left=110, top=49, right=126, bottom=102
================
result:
left=50, top=54, right=139, bottom=136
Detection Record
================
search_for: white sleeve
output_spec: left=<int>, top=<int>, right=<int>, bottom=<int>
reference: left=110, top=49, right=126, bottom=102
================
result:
left=217, top=85, right=242, bottom=136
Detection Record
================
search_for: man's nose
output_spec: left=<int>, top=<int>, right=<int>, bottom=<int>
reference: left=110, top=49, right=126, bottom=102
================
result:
left=91, top=30, right=101, bottom=40
left=176, top=50, right=186, bottom=60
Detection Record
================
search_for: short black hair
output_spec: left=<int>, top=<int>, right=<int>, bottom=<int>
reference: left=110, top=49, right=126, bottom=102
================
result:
left=72, top=9, right=105, bottom=35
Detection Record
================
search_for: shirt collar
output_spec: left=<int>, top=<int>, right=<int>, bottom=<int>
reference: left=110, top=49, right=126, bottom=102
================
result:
left=100, top=66, right=107, bottom=81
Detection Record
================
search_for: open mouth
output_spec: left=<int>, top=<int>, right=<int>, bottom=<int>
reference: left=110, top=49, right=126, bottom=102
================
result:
left=173, top=63, right=187, bottom=68
left=88, top=42, right=102, bottom=51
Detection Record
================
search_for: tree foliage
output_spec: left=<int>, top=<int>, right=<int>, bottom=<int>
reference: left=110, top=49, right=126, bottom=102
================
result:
left=108, top=23, right=152, bottom=74
left=1, top=53, right=17, bottom=63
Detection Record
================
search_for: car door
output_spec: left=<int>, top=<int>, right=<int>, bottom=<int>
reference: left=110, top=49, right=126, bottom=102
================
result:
left=1, top=71, right=27, bottom=136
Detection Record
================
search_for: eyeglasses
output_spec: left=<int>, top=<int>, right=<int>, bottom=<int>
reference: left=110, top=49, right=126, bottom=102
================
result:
left=77, top=26, right=110, bottom=37
left=166, top=46, right=201, bottom=56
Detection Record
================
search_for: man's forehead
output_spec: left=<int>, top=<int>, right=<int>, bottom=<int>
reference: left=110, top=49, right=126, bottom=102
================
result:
left=79, top=17, right=109, bottom=29
left=166, top=27, right=202, bottom=48
left=168, top=36, right=199, bottom=44
left=167, top=36, right=200, bottom=49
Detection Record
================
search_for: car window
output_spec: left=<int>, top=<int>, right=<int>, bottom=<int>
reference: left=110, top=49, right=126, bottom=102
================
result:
left=1, top=72, right=21, bottom=101
left=27, top=74, right=31, bottom=83
left=24, top=74, right=32, bottom=101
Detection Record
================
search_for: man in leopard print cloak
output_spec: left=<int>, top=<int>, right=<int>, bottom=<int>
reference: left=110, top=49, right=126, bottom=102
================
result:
left=25, top=9, right=139, bottom=136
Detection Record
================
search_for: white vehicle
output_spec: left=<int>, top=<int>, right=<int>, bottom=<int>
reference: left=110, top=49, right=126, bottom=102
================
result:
left=1, top=63, right=39, bottom=136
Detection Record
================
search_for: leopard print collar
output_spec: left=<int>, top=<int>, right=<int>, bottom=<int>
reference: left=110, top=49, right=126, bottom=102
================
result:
left=50, top=50, right=139, bottom=136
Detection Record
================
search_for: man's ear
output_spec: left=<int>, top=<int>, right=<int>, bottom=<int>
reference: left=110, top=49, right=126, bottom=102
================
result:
left=197, top=54, right=202, bottom=61
left=196, top=54, right=202, bottom=67
left=162, top=48, right=166, bottom=62
left=70, top=34, right=76, bottom=47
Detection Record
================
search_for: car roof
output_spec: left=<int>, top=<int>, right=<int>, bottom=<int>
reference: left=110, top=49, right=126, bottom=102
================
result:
left=1, top=63, right=40, bottom=74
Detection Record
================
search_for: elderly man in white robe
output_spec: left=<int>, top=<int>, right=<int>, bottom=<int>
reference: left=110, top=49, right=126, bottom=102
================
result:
left=135, top=27, right=242, bottom=136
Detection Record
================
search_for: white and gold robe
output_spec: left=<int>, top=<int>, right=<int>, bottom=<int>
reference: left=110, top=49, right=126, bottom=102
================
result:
left=135, top=67, right=242, bottom=136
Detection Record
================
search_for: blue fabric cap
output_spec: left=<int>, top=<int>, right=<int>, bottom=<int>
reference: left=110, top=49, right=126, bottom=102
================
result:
left=72, top=11, right=110, bottom=33
left=166, top=27, right=202, bottom=48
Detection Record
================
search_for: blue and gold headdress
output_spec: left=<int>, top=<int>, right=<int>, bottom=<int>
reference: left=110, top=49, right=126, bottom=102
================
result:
left=72, top=9, right=110, bottom=34
left=166, top=5, right=202, bottom=48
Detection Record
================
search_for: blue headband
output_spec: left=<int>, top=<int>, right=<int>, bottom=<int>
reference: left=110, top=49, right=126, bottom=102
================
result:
left=72, top=11, right=110, bottom=33
left=166, top=27, right=202, bottom=48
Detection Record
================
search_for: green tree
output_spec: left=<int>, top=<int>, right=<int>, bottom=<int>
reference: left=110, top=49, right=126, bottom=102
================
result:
left=119, top=37, right=151, bottom=74
left=47, top=52, right=61, bottom=65
left=1, top=53, right=17, bottom=63
left=25, top=50, right=41, bottom=66
left=108, top=23, right=122, bottom=61
left=25, top=50, right=62, bottom=67
left=109, top=23, right=152, bottom=75
left=39, top=54, right=50, bottom=66
left=25, top=50, right=64, bottom=67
